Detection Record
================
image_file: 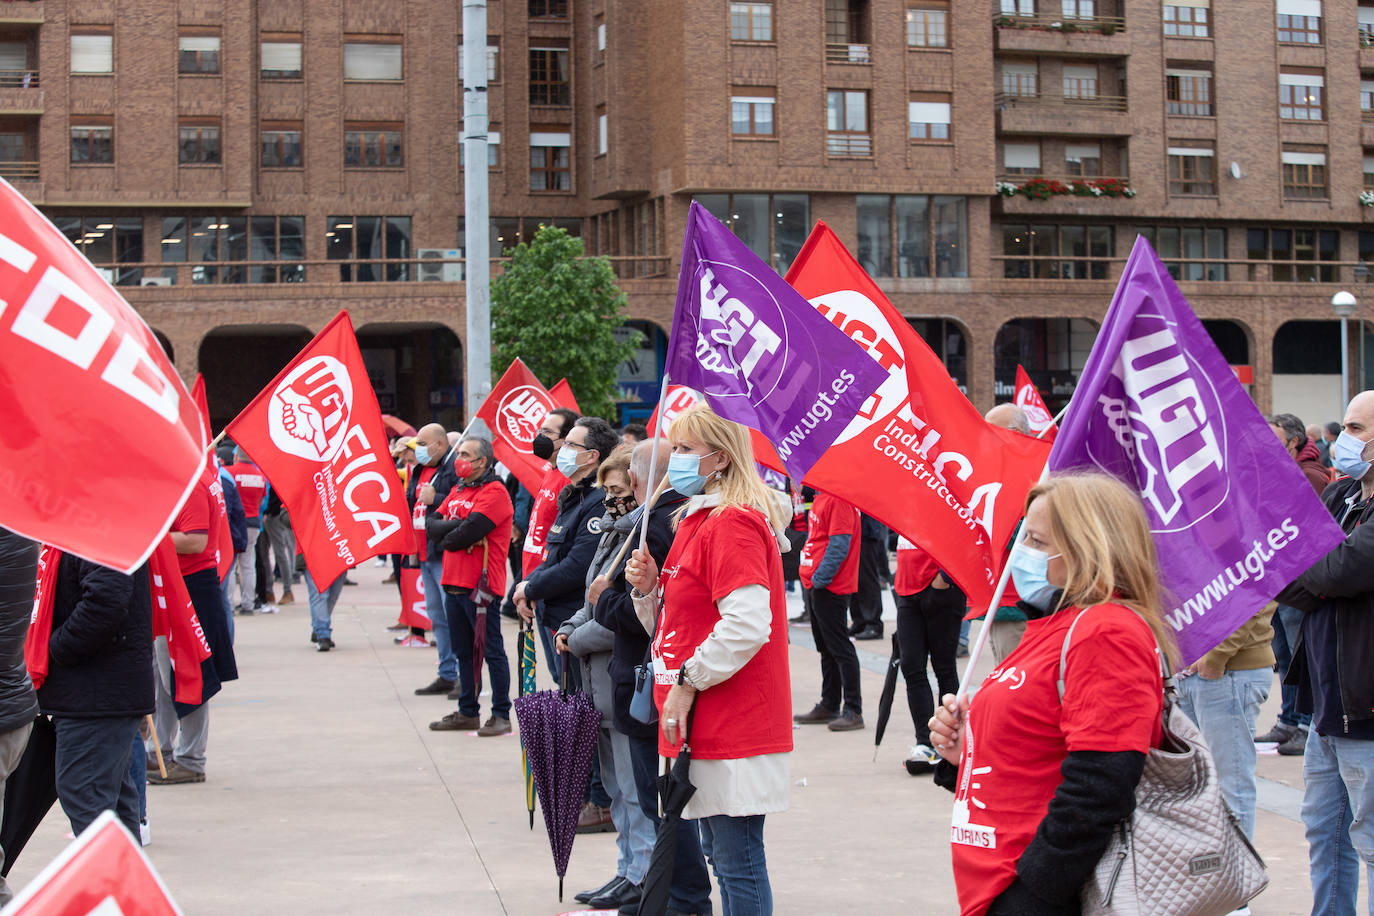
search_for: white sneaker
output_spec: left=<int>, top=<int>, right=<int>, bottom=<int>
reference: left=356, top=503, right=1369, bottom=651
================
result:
left=905, top=744, right=940, bottom=775
left=139, top=818, right=151, bottom=846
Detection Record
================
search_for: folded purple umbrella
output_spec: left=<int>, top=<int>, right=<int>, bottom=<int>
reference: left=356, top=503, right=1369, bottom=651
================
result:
left=512, top=684, right=601, bottom=901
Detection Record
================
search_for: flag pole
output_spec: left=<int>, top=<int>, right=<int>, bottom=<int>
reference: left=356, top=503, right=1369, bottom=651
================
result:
left=636, top=373, right=673, bottom=552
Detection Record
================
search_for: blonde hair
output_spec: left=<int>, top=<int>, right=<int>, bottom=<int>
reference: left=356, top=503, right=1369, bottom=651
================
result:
left=597, top=443, right=633, bottom=488
left=1026, top=472, right=1179, bottom=665
left=668, top=403, right=788, bottom=531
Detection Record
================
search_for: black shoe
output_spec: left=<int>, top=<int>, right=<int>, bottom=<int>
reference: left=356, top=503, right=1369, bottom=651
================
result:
left=793, top=703, right=837, bottom=724
left=343, top=576, right=358, bottom=586
left=956, top=643, right=970, bottom=658
left=855, top=625, right=883, bottom=640
left=446, top=685, right=462, bottom=700
left=1255, top=722, right=1297, bottom=744
left=576, top=875, right=623, bottom=905
left=237, top=608, right=254, bottom=616
left=828, top=711, right=865, bottom=731
left=310, top=632, right=318, bottom=643
left=415, top=677, right=456, bottom=696
left=1277, top=728, right=1308, bottom=756
left=847, top=621, right=864, bottom=636
left=590, top=879, right=641, bottom=910
left=618, top=901, right=641, bottom=916
left=316, top=637, right=334, bottom=652
left=788, top=612, right=811, bottom=625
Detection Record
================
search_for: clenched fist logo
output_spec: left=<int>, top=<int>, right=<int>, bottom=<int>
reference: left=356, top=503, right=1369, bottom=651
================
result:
left=268, top=356, right=354, bottom=462
left=496, top=385, right=553, bottom=451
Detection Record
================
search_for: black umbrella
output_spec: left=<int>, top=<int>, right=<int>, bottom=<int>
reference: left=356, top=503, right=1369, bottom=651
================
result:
left=872, top=628, right=902, bottom=761
left=638, top=742, right=699, bottom=915
left=0, top=715, right=57, bottom=877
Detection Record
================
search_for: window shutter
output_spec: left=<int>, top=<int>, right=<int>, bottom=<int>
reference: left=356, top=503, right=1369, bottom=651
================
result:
left=71, top=35, right=113, bottom=73
left=1004, top=143, right=1040, bottom=168
left=529, top=131, right=571, bottom=147
left=344, top=43, right=402, bottom=80
left=1276, top=0, right=1321, bottom=16
left=908, top=102, right=951, bottom=124
left=261, top=41, right=301, bottom=72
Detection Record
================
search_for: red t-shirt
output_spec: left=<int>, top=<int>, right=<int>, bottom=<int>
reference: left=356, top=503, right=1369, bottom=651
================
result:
left=522, top=464, right=568, bottom=577
left=798, top=493, right=860, bottom=594
left=652, top=504, right=792, bottom=760
left=225, top=462, right=267, bottom=519
left=436, top=479, right=515, bottom=597
left=174, top=470, right=218, bottom=577
left=951, top=603, right=1163, bottom=916
left=410, top=465, right=438, bottom=562
left=895, top=536, right=941, bottom=595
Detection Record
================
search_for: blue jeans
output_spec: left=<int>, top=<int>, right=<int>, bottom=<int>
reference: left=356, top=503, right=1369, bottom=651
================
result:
left=220, top=574, right=235, bottom=642
left=1303, top=733, right=1374, bottom=916
left=304, top=570, right=345, bottom=639
left=1272, top=604, right=1313, bottom=729
left=128, top=733, right=146, bottom=821
left=422, top=557, right=457, bottom=682
left=52, top=715, right=142, bottom=839
left=444, top=590, right=511, bottom=719
left=698, top=814, right=772, bottom=916
left=627, top=732, right=713, bottom=914
left=600, top=728, right=655, bottom=884
left=1176, top=667, right=1270, bottom=839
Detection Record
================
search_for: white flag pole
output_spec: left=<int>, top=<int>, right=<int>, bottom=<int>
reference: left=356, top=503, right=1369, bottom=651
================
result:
left=637, top=373, right=673, bottom=553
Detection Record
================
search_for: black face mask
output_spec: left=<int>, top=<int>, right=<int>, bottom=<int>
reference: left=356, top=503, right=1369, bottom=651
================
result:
left=604, top=494, right=639, bottom=519
left=532, top=434, right=555, bottom=461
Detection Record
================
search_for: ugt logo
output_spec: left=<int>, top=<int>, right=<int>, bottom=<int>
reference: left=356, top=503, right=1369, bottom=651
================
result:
left=497, top=385, right=553, bottom=451
left=269, top=356, right=354, bottom=462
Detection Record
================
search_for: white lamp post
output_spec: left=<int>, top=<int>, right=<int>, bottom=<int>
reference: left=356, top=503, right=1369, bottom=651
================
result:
left=1332, top=290, right=1357, bottom=411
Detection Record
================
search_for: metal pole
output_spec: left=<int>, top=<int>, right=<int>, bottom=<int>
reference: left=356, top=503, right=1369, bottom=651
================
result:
left=462, top=0, right=491, bottom=424
left=1341, top=314, right=1351, bottom=414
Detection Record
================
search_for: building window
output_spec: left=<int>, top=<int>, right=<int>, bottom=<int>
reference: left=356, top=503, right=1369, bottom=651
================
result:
left=327, top=215, right=412, bottom=282
left=826, top=89, right=870, bottom=156
left=1001, top=0, right=1035, bottom=14
left=248, top=215, right=305, bottom=282
left=178, top=33, right=220, bottom=74
left=1363, top=77, right=1374, bottom=117
left=1063, top=64, right=1098, bottom=100
left=597, top=109, right=607, bottom=155
left=1137, top=226, right=1227, bottom=281
left=458, top=40, right=500, bottom=83
left=1162, top=3, right=1210, bottom=37
left=1282, top=147, right=1327, bottom=199
left=731, top=90, right=775, bottom=136
left=730, top=3, right=773, bottom=41
left=459, top=129, right=501, bottom=168
left=70, top=33, right=113, bottom=74
left=906, top=5, right=948, bottom=47
left=1062, top=0, right=1097, bottom=18
left=160, top=216, right=249, bottom=284
left=1166, top=67, right=1213, bottom=115
left=344, top=123, right=404, bottom=168
left=529, top=0, right=569, bottom=19
left=54, top=216, right=144, bottom=285
left=1065, top=142, right=1101, bottom=176
left=1362, top=5, right=1374, bottom=45
left=1003, top=142, right=1041, bottom=176
left=855, top=194, right=968, bottom=279
left=529, top=130, right=571, bottom=191
left=529, top=47, right=570, bottom=105
left=1167, top=144, right=1215, bottom=195
left=343, top=40, right=402, bottom=80
left=1002, top=223, right=1112, bottom=279
left=1247, top=226, right=1337, bottom=281
left=261, top=122, right=302, bottom=167
left=70, top=120, right=112, bottom=163
left=1365, top=152, right=1374, bottom=188
left=908, top=93, right=951, bottom=142
left=1001, top=61, right=1037, bottom=97
left=695, top=193, right=810, bottom=273
left=261, top=38, right=302, bottom=78
left=595, top=15, right=606, bottom=63
left=179, top=120, right=221, bottom=164
left=1277, top=0, right=1321, bottom=44
left=1279, top=69, right=1324, bottom=120
left=825, top=0, right=870, bottom=45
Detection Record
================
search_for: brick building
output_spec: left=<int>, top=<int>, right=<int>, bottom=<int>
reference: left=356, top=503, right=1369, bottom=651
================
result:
left=0, top=0, right=1370, bottom=429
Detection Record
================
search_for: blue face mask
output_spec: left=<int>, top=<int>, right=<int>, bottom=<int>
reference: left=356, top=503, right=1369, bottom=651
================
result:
left=668, top=451, right=718, bottom=496
left=556, top=444, right=583, bottom=478
left=1010, top=544, right=1062, bottom=612
left=413, top=445, right=431, bottom=466
left=1332, top=429, right=1372, bottom=480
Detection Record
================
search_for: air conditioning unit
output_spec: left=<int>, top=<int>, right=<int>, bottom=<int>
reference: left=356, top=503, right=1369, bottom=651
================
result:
left=140, top=276, right=174, bottom=287
left=418, top=248, right=463, bottom=282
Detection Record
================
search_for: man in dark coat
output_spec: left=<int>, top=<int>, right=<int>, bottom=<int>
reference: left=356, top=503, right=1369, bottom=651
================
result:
left=0, top=528, right=37, bottom=903
left=37, top=552, right=153, bottom=839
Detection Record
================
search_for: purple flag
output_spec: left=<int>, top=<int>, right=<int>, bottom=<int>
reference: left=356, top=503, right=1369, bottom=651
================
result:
left=1049, top=236, right=1346, bottom=665
left=667, top=202, right=886, bottom=479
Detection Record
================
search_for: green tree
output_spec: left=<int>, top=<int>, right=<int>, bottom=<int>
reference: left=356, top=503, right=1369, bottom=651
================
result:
left=490, top=224, right=638, bottom=419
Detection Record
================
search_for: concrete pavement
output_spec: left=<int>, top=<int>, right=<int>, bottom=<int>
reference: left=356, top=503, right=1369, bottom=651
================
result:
left=5, top=565, right=1347, bottom=914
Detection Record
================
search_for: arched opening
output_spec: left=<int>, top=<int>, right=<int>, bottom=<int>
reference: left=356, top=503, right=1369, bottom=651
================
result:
left=907, top=317, right=969, bottom=391
left=151, top=329, right=174, bottom=364
left=616, top=319, right=668, bottom=424
left=994, top=317, right=1100, bottom=413
left=1271, top=319, right=1374, bottom=427
left=1201, top=319, right=1250, bottom=365
left=197, top=325, right=313, bottom=431
left=355, top=322, right=464, bottom=433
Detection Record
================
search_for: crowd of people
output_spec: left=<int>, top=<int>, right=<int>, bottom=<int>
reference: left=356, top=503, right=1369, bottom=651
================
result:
left=0, top=390, right=1370, bottom=916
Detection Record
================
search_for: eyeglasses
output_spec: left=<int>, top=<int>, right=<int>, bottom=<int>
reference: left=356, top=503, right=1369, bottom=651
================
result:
left=564, top=440, right=592, bottom=451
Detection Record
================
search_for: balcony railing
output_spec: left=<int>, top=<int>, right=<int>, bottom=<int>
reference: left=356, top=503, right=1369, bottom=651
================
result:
left=0, top=70, right=38, bottom=89
left=996, top=90, right=1128, bottom=112
left=991, top=255, right=1374, bottom=284
left=0, top=160, right=38, bottom=180
left=994, top=11, right=1126, bottom=35
left=825, top=42, right=871, bottom=64
left=1361, top=26, right=1374, bottom=48
left=826, top=133, right=873, bottom=157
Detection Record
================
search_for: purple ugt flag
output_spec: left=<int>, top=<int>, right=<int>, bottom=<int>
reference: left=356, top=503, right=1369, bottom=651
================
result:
left=1048, top=236, right=1346, bottom=666
left=666, top=201, right=886, bottom=479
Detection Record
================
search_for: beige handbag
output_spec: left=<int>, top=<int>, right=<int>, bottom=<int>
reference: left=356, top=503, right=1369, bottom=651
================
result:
left=1057, top=609, right=1269, bottom=916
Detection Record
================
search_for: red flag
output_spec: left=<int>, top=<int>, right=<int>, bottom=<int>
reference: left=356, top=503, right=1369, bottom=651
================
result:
left=550, top=377, right=580, bottom=412
left=1014, top=365, right=1058, bottom=442
left=149, top=536, right=212, bottom=706
left=777, top=223, right=1051, bottom=606
left=224, top=311, right=415, bottom=586
left=191, top=373, right=210, bottom=434
left=646, top=385, right=702, bottom=436
left=0, top=177, right=205, bottom=574
left=477, top=358, right=559, bottom=494
left=191, top=376, right=233, bottom=580
left=398, top=566, right=432, bottom=629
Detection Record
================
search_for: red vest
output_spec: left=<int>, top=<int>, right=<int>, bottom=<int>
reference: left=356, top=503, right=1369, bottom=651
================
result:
left=652, top=505, right=793, bottom=761
left=437, top=479, right=514, bottom=596
left=522, top=464, right=567, bottom=577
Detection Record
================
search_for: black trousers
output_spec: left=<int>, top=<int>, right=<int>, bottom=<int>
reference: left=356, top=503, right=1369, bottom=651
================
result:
left=896, top=582, right=964, bottom=745
left=807, top=586, right=862, bottom=715
left=253, top=523, right=270, bottom=603
left=52, top=715, right=142, bottom=838
left=847, top=536, right=885, bottom=632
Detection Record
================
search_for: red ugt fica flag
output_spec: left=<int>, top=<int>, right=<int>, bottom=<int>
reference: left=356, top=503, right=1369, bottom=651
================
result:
left=550, top=377, right=580, bottom=412
left=1015, top=365, right=1058, bottom=442
left=782, top=222, right=1052, bottom=607
left=477, top=358, right=559, bottom=494
left=0, top=177, right=205, bottom=573
left=225, top=311, right=413, bottom=586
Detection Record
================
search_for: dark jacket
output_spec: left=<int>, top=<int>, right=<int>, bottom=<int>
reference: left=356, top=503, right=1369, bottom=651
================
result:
left=525, top=477, right=606, bottom=629
left=1296, top=438, right=1332, bottom=495
left=218, top=466, right=248, bottom=554
left=0, top=529, right=38, bottom=733
left=595, top=490, right=688, bottom=738
left=425, top=469, right=504, bottom=555
left=1279, top=476, right=1374, bottom=736
left=36, top=554, right=154, bottom=719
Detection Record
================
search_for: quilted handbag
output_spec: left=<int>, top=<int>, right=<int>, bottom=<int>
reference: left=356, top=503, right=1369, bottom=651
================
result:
left=1056, top=608, right=1270, bottom=916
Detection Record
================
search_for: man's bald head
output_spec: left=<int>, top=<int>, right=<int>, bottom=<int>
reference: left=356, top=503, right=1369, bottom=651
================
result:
left=415, top=423, right=447, bottom=466
left=985, top=403, right=1031, bottom=435
left=629, top=439, right=672, bottom=503
left=1343, top=391, right=1374, bottom=439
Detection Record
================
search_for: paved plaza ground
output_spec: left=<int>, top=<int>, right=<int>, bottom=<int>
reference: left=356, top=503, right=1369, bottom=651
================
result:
left=6, top=564, right=1359, bottom=915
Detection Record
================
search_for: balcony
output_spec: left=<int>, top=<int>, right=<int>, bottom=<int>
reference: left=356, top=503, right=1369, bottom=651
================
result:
left=995, top=175, right=1140, bottom=215
left=0, top=70, right=40, bottom=112
left=995, top=91, right=1131, bottom=136
left=0, top=2, right=43, bottom=22
left=826, top=133, right=872, bottom=157
left=994, top=11, right=1128, bottom=57
left=825, top=42, right=871, bottom=65
left=0, top=160, right=37, bottom=181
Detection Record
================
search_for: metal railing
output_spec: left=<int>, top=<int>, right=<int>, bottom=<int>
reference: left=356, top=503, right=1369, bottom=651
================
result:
left=0, top=70, right=38, bottom=89
left=825, top=42, right=871, bottom=64
left=826, top=133, right=873, bottom=157
left=993, top=11, right=1126, bottom=35
left=995, top=90, right=1128, bottom=112
left=991, top=254, right=1369, bottom=284
left=0, top=160, right=38, bottom=179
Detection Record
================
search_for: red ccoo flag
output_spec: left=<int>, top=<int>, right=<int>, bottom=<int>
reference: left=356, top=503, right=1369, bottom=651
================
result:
left=0, top=177, right=205, bottom=573
left=550, top=377, right=580, bottom=412
left=477, top=358, right=559, bottom=494
left=225, top=311, right=414, bottom=586
left=1014, top=365, right=1058, bottom=442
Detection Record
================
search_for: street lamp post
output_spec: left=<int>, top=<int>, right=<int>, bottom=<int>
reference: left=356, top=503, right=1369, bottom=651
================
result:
left=1332, top=290, right=1357, bottom=412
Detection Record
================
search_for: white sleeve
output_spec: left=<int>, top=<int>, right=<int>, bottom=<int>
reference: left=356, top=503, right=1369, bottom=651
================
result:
left=631, top=587, right=658, bottom=636
left=681, top=584, right=772, bottom=690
